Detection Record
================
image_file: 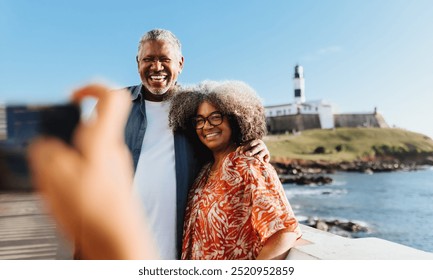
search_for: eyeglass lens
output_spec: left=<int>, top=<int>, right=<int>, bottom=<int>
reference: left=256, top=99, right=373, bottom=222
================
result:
left=194, top=112, right=223, bottom=129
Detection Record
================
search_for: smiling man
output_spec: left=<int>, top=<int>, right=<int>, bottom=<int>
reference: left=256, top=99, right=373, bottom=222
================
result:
left=115, top=29, right=269, bottom=260
left=124, top=29, right=188, bottom=260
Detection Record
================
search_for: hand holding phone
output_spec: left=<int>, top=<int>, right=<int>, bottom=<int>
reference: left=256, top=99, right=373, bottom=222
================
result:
left=26, top=85, right=153, bottom=260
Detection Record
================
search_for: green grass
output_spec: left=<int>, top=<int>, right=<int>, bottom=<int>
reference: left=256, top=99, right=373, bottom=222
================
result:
left=264, top=128, right=433, bottom=162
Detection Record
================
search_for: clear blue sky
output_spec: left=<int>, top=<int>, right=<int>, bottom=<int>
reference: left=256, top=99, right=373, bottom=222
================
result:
left=1, top=0, right=432, bottom=138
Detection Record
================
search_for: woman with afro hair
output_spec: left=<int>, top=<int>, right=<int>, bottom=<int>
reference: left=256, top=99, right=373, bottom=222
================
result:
left=169, top=80, right=301, bottom=260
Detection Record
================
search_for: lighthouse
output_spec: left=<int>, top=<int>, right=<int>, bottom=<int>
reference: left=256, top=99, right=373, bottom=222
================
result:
left=293, top=65, right=305, bottom=104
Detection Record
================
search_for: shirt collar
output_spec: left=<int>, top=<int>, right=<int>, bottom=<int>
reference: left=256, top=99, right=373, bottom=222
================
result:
left=130, top=84, right=142, bottom=101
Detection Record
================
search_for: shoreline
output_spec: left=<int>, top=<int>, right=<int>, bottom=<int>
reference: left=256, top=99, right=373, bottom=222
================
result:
left=272, top=156, right=433, bottom=177
left=279, top=160, right=433, bottom=247
left=280, top=165, right=433, bottom=253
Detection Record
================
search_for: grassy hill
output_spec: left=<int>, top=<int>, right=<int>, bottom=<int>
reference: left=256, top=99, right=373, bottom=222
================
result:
left=264, top=128, right=433, bottom=163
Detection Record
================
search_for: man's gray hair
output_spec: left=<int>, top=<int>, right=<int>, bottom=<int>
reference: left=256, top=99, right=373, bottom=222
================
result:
left=138, top=29, right=182, bottom=59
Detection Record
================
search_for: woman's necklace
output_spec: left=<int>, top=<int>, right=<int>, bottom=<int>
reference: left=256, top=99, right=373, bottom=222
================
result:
left=208, top=165, right=217, bottom=180
left=204, top=163, right=219, bottom=186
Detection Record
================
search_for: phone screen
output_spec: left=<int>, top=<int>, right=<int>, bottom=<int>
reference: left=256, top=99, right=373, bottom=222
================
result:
left=0, top=104, right=80, bottom=191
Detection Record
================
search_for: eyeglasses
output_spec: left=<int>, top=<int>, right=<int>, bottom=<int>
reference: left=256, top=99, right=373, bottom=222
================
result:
left=192, top=112, right=224, bottom=129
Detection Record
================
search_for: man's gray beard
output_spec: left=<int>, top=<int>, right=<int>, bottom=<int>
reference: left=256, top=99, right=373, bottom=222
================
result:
left=147, top=85, right=180, bottom=101
left=148, top=86, right=169, bottom=95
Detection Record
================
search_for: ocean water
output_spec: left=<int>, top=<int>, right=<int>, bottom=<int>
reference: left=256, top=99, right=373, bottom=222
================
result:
left=284, top=167, right=433, bottom=253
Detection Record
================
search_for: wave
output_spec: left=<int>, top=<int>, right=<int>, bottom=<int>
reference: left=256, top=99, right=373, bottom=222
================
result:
left=282, top=179, right=347, bottom=187
left=285, top=188, right=347, bottom=198
left=294, top=215, right=310, bottom=223
left=331, top=180, right=347, bottom=186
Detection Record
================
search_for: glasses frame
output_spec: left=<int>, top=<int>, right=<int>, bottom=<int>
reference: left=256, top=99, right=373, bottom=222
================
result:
left=192, top=111, right=224, bottom=130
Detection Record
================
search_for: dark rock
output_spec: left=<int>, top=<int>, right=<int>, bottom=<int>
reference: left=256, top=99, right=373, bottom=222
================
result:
left=279, top=175, right=333, bottom=185
left=423, top=156, right=433, bottom=165
left=314, top=146, right=326, bottom=154
left=335, top=144, right=343, bottom=152
left=303, top=217, right=369, bottom=237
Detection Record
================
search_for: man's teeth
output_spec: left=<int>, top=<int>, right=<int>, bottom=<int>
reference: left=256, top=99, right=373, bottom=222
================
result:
left=150, top=75, right=166, bottom=81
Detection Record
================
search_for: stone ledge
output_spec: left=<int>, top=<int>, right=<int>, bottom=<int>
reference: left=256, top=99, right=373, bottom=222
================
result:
left=287, top=224, right=433, bottom=260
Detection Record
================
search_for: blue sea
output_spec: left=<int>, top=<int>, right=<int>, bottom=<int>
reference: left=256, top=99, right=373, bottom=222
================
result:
left=284, top=167, right=433, bottom=253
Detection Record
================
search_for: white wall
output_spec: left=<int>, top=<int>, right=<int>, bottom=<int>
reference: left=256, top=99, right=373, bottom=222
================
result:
left=318, top=105, right=334, bottom=129
left=287, top=225, right=433, bottom=260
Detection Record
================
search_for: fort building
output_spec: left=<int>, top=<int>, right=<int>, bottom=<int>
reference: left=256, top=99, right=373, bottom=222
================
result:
left=265, top=65, right=388, bottom=134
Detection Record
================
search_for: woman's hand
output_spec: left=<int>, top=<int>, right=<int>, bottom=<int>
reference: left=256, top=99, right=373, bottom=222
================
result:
left=256, top=230, right=298, bottom=260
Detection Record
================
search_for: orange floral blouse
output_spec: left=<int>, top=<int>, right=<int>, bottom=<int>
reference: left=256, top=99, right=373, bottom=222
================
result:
left=181, top=151, right=301, bottom=260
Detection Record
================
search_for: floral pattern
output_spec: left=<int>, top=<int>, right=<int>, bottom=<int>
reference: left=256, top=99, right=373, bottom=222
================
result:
left=182, top=151, right=301, bottom=260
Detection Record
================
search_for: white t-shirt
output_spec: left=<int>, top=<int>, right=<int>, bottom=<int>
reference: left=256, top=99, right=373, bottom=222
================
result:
left=133, top=100, right=177, bottom=259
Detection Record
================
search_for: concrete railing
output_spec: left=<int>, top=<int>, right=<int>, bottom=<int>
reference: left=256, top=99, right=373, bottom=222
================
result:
left=287, top=225, right=433, bottom=260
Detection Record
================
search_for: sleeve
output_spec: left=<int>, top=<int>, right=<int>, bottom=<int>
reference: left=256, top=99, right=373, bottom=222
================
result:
left=246, top=158, right=302, bottom=244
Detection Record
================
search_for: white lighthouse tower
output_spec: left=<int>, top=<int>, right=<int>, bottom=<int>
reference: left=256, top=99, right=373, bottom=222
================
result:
left=293, top=65, right=305, bottom=104
left=264, top=64, right=335, bottom=129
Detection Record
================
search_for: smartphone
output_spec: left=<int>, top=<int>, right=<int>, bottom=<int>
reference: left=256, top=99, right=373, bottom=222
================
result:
left=0, top=104, right=80, bottom=191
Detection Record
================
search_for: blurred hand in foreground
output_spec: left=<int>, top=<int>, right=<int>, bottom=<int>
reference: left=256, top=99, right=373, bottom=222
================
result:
left=28, top=84, right=157, bottom=259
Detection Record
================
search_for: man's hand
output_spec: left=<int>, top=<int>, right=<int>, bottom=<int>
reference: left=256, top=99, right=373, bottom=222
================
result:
left=238, top=139, right=270, bottom=163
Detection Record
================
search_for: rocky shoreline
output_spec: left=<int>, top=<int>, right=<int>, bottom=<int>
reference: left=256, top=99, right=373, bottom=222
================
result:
left=273, top=157, right=433, bottom=238
left=272, top=157, right=433, bottom=186
left=301, top=217, right=370, bottom=238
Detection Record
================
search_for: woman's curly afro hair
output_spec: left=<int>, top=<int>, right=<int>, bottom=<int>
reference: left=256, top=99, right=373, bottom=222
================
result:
left=169, top=80, right=267, bottom=145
